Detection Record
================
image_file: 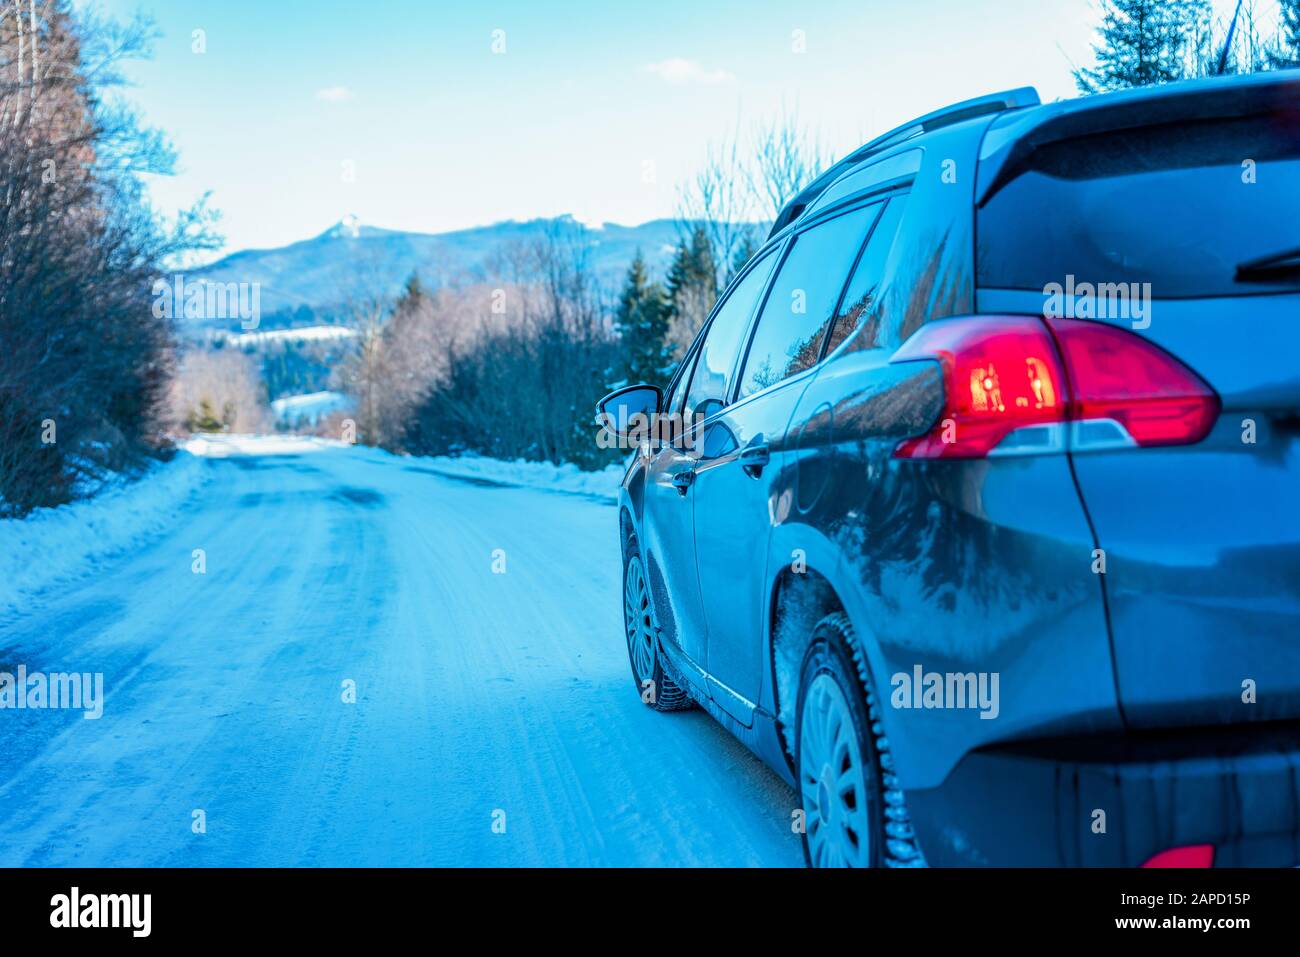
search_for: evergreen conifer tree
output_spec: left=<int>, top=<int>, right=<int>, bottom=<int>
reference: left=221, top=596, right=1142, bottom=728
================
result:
left=1075, top=0, right=1209, bottom=92
left=613, top=250, right=671, bottom=387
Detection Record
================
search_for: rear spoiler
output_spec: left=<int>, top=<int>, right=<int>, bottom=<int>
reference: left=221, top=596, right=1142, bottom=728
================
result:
left=976, top=72, right=1300, bottom=207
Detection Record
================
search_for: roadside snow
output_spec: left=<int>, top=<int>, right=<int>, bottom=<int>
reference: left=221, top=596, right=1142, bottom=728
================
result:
left=183, top=434, right=625, bottom=501
left=408, top=453, right=625, bottom=502
left=0, top=451, right=209, bottom=622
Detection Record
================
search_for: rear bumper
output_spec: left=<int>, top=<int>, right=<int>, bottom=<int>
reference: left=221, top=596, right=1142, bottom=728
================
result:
left=906, top=721, right=1300, bottom=867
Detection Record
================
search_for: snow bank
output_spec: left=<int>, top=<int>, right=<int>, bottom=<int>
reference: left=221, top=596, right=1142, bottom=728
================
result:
left=270, top=391, right=351, bottom=427
left=0, top=451, right=209, bottom=621
left=220, top=325, right=357, bottom=347
left=181, top=434, right=347, bottom=457
left=409, top=454, right=625, bottom=502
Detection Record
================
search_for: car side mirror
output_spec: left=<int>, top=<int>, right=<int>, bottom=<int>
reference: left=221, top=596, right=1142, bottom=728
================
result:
left=596, top=384, right=662, bottom=442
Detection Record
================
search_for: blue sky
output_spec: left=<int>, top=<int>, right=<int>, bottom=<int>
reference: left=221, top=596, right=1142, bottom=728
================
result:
left=86, top=0, right=1246, bottom=258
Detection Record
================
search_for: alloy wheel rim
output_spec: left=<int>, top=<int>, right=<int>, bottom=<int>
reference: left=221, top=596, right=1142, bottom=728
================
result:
left=623, top=558, right=656, bottom=683
left=800, top=671, right=871, bottom=867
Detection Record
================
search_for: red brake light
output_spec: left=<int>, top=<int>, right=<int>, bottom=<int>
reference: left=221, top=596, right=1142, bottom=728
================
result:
left=1047, top=318, right=1220, bottom=449
left=892, top=316, right=1067, bottom=459
left=1141, top=844, right=1215, bottom=868
left=891, top=316, right=1219, bottom=459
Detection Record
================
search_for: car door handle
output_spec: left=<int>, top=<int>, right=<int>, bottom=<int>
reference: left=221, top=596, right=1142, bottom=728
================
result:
left=739, top=438, right=770, bottom=479
left=671, top=469, right=695, bottom=495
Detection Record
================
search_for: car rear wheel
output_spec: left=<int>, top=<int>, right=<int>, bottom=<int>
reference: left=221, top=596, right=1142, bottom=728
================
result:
left=796, top=613, right=923, bottom=868
left=622, top=538, right=692, bottom=712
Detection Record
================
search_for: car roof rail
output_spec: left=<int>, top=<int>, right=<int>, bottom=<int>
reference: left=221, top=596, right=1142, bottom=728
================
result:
left=767, top=86, right=1041, bottom=239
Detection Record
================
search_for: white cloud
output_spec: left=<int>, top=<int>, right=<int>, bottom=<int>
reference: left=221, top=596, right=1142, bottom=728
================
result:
left=643, top=58, right=735, bottom=86
left=315, top=86, right=355, bottom=103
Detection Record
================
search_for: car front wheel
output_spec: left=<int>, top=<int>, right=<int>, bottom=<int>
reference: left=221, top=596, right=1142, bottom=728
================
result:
left=622, top=538, right=692, bottom=712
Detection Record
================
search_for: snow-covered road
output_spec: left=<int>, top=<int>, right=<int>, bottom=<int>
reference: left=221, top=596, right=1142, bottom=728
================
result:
left=0, top=438, right=799, bottom=866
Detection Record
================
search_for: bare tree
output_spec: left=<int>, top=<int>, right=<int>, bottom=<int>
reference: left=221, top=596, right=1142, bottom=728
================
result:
left=676, top=109, right=829, bottom=288
left=366, top=275, right=468, bottom=450
left=330, top=253, right=393, bottom=446
left=1195, top=0, right=1273, bottom=76
left=405, top=221, right=620, bottom=469
left=0, top=2, right=217, bottom=514
left=747, top=110, right=831, bottom=220
left=676, top=128, right=759, bottom=287
left=28, top=0, right=38, bottom=108
left=664, top=258, right=716, bottom=360
left=169, top=349, right=271, bottom=434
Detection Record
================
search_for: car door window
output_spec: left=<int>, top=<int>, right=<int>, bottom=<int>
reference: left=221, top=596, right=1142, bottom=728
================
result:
left=666, top=344, right=697, bottom=414
left=683, top=250, right=777, bottom=423
left=828, top=194, right=908, bottom=354
left=737, top=203, right=882, bottom=399
left=657, top=344, right=701, bottom=445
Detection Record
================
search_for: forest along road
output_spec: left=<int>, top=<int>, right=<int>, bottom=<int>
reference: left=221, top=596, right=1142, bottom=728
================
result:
left=0, top=438, right=800, bottom=866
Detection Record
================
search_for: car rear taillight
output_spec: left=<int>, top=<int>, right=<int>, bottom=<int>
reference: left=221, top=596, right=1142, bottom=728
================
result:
left=1047, top=318, right=1220, bottom=449
left=891, top=316, right=1219, bottom=459
left=1141, top=844, right=1215, bottom=868
left=891, top=316, right=1065, bottom=458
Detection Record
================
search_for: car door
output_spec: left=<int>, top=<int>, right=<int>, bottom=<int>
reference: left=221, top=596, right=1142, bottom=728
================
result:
left=692, top=202, right=885, bottom=724
left=642, top=251, right=779, bottom=676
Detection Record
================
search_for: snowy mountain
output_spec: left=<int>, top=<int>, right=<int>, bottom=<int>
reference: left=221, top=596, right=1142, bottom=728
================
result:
left=180, top=215, right=688, bottom=326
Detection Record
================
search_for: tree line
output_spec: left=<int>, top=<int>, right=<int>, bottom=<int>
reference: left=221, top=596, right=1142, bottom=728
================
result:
left=330, top=222, right=617, bottom=469
left=1076, top=0, right=1300, bottom=91
left=0, top=2, right=215, bottom=516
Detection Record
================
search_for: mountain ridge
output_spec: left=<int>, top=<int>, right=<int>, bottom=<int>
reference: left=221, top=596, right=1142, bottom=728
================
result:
left=181, top=215, right=697, bottom=326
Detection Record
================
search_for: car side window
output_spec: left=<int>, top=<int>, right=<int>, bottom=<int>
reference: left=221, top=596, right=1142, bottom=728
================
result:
left=736, top=203, right=882, bottom=399
left=828, top=194, right=908, bottom=354
left=665, top=346, right=696, bottom=415
left=683, top=251, right=777, bottom=423
left=656, top=343, right=701, bottom=446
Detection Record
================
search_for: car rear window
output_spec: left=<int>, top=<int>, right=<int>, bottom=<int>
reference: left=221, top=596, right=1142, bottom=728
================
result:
left=977, top=114, right=1300, bottom=297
